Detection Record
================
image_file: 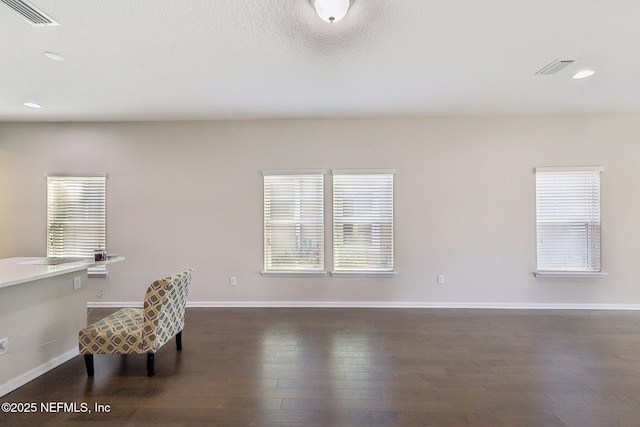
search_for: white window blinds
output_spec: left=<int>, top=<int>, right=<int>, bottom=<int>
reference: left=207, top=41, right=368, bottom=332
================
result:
left=47, top=175, right=107, bottom=274
left=535, top=167, right=603, bottom=272
left=263, top=172, right=324, bottom=273
left=332, top=171, right=395, bottom=274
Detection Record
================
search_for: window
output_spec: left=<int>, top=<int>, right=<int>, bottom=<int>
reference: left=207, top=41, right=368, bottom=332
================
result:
left=332, top=170, right=396, bottom=276
left=535, top=166, right=605, bottom=277
left=47, top=175, right=107, bottom=277
left=263, top=171, right=325, bottom=275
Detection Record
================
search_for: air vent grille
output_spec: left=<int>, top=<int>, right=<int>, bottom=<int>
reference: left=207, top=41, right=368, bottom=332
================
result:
left=1, top=0, right=58, bottom=26
left=535, top=59, right=575, bottom=75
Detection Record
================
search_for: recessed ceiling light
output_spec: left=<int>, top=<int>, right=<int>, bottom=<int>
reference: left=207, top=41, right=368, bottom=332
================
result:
left=24, top=102, right=43, bottom=109
left=572, top=70, right=595, bottom=80
left=44, top=51, right=64, bottom=61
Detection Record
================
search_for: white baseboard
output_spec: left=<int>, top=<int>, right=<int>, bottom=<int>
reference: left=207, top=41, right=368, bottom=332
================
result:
left=0, top=347, right=78, bottom=398
left=87, top=301, right=143, bottom=308
left=88, top=301, right=640, bottom=310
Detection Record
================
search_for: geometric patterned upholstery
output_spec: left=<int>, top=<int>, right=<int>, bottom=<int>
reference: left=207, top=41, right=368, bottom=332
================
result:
left=142, top=267, right=192, bottom=353
left=79, top=268, right=194, bottom=375
left=79, top=307, right=144, bottom=355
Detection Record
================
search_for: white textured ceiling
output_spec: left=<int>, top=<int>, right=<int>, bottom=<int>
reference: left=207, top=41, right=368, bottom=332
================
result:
left=2, top=0, right=640, bottom=122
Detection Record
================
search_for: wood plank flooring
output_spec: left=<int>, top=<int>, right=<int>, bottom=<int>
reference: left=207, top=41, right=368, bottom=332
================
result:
left=3, top=307, right=640, bottom=426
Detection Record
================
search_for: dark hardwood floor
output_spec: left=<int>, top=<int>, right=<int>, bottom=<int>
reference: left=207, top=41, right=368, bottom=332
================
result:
left=3, top=307, right=640, bottom=426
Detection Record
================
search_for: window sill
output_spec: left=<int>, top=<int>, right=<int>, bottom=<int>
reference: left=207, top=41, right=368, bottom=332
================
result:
left=534, top=271, right=608, bottom=278
left=331, top=271, right=398, bottom=278
left=261, top=271, right=328, bottom=277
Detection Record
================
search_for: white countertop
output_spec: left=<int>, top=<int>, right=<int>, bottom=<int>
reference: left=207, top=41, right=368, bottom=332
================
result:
left=0, top=257, right=122, bottom=290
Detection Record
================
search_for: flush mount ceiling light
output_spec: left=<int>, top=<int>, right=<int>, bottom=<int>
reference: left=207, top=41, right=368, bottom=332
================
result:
left=572, top=69, right=596, bottom=80
left=313, top=0, right=350, bottom=23
left=23, top=102, right=43, bottom=109
left=43, top=51, right=64, bottom=61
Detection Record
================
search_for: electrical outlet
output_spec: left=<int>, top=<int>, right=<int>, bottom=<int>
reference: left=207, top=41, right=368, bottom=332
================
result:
left=73, top=276, right=82, bottom=290
left=437, top=274, right=445, bottom=285
left=0, top=337, right=8, bottom=355
left=230, top=277, right=237, bottom=287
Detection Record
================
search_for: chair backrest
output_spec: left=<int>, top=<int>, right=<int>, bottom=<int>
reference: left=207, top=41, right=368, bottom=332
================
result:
left=142, top=268, right=194, bottom=352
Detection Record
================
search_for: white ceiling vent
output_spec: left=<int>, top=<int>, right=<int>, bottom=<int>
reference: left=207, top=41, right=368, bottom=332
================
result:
left=1, top=0, right=59, bottom=26
left=535, top=59, right=575, bottom=75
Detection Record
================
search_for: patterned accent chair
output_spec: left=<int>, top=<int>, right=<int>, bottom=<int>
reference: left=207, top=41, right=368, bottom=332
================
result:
left=79, top=268, right=194, bottom=377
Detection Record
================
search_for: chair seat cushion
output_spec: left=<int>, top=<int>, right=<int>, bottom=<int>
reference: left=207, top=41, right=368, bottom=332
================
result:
left=79, top=307, right=146, bottom=355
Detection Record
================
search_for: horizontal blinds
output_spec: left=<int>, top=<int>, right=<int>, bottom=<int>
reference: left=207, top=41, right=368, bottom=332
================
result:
left=47, top=176, right=106, bottom=259
left=333, top=173, right=394, bottom=272
left=536, top=168, right=602, bottom=271
left=264, top=173, right=324, bottom=272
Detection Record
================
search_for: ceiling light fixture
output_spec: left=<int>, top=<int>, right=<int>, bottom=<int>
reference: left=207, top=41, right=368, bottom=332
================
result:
left=572, top=70, right=595, bottom=80
left=23, top=102, right=43, bottom=109
left=44, top=51, right=64, bottom=61
left=313, top=0, right=350, bottom=23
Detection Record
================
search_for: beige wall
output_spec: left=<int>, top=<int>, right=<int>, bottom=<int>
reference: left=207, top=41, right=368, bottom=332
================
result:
left=1, top=115, right=640, bottom=307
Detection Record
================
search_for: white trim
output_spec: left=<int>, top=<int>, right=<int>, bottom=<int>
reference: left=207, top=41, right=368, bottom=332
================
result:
left=263, top=169, right=326, bottom=176
left=535, top=166, right=604, bottom=173
left=261, top=271, right=328, bottom=277
left=534, top=271, right=608, bottom=278
left=332, top=169, right=396, bottom=175
left=89, top=301, right=640, bottom=310
left=87, top=301, right=144, bottom=308
left=0, top=347, right=78, bottom=397
left=46, top=172, right=109, bottom=178
left=330, top=271, right=398, bottom=278
left=263, top=172, right=325, bottom=272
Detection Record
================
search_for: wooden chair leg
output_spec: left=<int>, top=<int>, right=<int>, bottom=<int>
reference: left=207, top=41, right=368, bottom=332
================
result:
left=176, top=330, right=183, bottom=351
left=84, top=354, right=94, bottom=376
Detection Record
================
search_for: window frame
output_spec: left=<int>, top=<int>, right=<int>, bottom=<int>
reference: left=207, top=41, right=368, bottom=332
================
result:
left=46, top=174, right=108, bottom=278
left=534, top=166, right=607, bottom=278
left=331, top=169, right=397, bottom=277
left=262, top=170, right=327, bottom=277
